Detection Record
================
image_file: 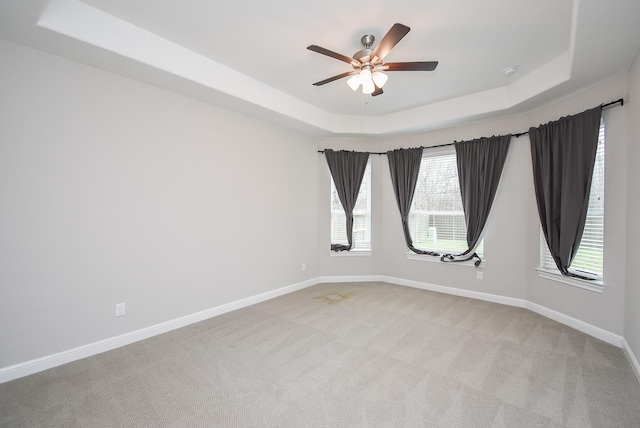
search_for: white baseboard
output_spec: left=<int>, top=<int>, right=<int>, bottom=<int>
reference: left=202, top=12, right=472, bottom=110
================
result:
left=321, top=276, right=625, bottom=347
left=525, top=301, right=623, bottom=347
left=316, top=275, right=383, bottom=284
left=623, top=338, right=640, bottom=385
left=382, top=276, right=623, bottom=348
left=316, top=275, right=626, bottom=349
left=0, top=278, right=318, bottom=384
left=317, top=275, right=527, bottom=308
left=379, top=275, right=527, bottom=308
left=0, top=275, right=631, bottom=384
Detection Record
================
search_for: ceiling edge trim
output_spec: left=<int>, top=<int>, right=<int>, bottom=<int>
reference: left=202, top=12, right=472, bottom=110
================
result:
left=37, top=0, right=576, bottom=137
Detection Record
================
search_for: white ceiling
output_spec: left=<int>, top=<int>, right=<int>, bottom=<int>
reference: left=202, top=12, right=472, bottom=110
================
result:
left=1, top=0, right=640, bottom=137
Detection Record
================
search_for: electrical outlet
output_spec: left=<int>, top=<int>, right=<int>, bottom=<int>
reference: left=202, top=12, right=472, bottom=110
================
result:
left=476, top=271, right=483, bottom=280
left=115, top=302, right=125, bottom=317
left=301, top=263, right=306, bottom=271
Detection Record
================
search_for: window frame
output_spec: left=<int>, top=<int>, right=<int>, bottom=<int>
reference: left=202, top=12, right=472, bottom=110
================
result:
left=407, top=147, right=483, bottom=257
left=329, top=159, right=372, bottom=252
left=537, top=118, right=605, bottom=291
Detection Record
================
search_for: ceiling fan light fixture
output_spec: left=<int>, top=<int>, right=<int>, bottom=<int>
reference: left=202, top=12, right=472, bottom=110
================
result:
left=359, top=68, right=372, bottom=83
left=347, top=74, right=361, bottom=91
left=361, top=78, right=375, bottom=95
left=308, top=23, right=438, bottom=97
left=372, top=71, right=388, bottom=88
left=358, top=68, right=375, bottom=94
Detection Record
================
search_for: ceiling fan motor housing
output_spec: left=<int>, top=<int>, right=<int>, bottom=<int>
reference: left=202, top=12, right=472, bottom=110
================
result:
left=353, top=35, right=376, bottom=68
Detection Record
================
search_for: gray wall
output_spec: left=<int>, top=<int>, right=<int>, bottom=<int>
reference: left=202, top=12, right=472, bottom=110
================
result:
left=0, top=40, right=320, bottom=368
left=317, top=116, right=529, bottom=303
left=318, top=74, right=630, bottom=337
left=525, top=76, right=628, bottom=336
left=1, top=35, right=639, bottom=373
left=625, top=52, right=640, bottom=366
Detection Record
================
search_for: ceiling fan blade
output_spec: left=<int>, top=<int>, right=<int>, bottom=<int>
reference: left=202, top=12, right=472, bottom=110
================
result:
left=371, top=23, right=411, bottom=61
left=383, top=61, right=439, bottom=72
left=372, top=85, right=384, bottom=96
left=307, top=45, right=358, bottom=66
left=312, top=71, right=357, bottom=86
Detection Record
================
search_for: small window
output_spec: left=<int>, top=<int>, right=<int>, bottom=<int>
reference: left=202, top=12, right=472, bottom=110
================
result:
left=330, top=160, right=371, bottom=250
left=540, top=118, right=605, bottom=278
left=409, top=150, right=483, bottom=255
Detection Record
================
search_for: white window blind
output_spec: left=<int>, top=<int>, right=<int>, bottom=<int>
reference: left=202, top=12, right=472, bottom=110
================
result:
left=409, top=151, right=483, bottom=255
left=540, top=118, right=605, bottom=278
left=330, top=160, right=371, bottom=249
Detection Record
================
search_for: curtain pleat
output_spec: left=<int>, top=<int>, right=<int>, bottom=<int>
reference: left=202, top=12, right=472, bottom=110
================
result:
left=529, top=106, right=602, bottom=277
left=387, top=147, right=439, bottom=256
left=444, top=135, right=511, bottom=263
left=325, top=149, right=370, bottom=251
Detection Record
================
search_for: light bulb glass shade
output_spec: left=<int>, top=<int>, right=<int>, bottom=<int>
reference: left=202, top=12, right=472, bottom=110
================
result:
left=358, top=68, right=372, bottom=84
left=358, top=68, right=374, bottom=94
left=361, top=78, right=375, bottom=94
left=346, top=74, right=360, bottom=91
left=372, top=71, right=388, bottom=88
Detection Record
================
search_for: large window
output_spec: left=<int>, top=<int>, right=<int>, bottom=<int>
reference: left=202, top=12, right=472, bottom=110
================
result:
left=330, top=160, right=371, bottom=250
left=409, top=150, right=482, bottom=255
left=540, top=118, right=605, bottom=278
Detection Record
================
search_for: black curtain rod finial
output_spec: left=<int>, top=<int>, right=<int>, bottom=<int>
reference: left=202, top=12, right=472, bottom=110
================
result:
left=601, top=98, right=623, bottom=108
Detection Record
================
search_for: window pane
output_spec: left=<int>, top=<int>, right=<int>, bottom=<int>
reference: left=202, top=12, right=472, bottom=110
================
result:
left=540, top=118, right=604, bottom=276
left=330, top=161, right=371, bottom=249
left=410, top=152, right=483, bottom=255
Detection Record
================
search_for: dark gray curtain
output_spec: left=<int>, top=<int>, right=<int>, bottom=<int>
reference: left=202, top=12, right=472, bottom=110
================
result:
left=529, top=106, right=602, bottom=277
left=325, top=149, right=370, bottom=251
left=387, top=148, right=439, bottom=256
left=444, top=135, right=511, bottom=264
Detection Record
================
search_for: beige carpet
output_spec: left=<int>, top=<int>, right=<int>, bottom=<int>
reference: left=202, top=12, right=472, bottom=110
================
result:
left=1, top=282, right=639, bottom=427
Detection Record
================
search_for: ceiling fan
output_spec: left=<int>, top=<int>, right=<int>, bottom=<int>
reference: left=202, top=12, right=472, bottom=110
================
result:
left=307, top=23, right=438, bottom=96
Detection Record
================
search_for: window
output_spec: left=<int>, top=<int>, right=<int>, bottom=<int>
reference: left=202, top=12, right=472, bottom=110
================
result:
left=409, top=150, right=483, bottom=255
left=330, top=160, right=371, bottom=250
left=540, top=118, right=605, bottom=278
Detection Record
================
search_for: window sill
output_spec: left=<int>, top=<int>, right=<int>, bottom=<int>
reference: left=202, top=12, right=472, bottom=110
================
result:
left=330, top=249, right=372, bottom=257
left=406, top=252, right=486, bottom=268
left=535, top=268, right=604, bottom=293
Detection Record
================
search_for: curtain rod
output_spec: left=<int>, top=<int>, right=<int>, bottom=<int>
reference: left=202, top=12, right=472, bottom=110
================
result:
left=511, top=98, right=623, bottom=138
left=318, top=98, right=624, bottom=154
